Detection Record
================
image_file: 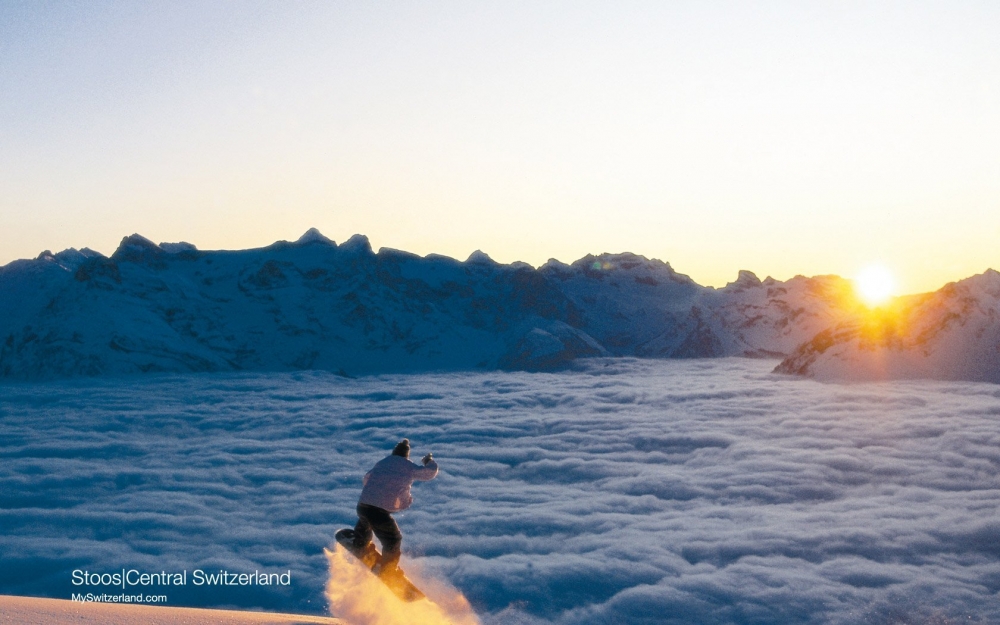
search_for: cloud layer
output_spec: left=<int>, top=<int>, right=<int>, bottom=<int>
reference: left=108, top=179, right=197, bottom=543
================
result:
left=2, top=359, right=999, bottom=623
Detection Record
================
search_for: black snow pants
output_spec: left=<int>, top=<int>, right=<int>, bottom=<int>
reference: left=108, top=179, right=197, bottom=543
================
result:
left=353, top=503, right=402, bottom=570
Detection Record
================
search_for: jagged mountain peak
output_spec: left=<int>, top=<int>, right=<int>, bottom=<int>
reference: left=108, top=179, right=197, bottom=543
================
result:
left=116, top=233, right=158, bottom=250
left=339, top=233, right=372, bottom=254
left=571, top=251, right=649, bottom=268
left=949, top=268, right=1000, bottom=296
left=724, top=270, right=762, bottom=291
left=111, top=234, right=163, bottom=263
left=466, top=250, right=495, bottom=265
left=34, top=248, right=104, bottom=271
left=295, top=228, right=335, bottom=246
left=569, top=251, right=674, bottom=272
left=56, top=248, right=104, bottom=267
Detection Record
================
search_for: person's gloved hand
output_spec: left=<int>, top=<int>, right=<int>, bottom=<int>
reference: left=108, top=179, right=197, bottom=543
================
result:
left=422, top=453, right=433, bottom=466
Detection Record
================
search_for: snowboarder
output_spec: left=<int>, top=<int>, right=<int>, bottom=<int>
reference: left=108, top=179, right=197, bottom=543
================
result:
left=351, top=438, right=438, bottom=576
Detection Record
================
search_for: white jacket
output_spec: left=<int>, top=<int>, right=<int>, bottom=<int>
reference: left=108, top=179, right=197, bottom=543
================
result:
left=358, top=454, right=439, bottom=512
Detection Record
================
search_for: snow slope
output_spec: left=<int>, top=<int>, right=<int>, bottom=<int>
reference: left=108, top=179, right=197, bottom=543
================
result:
left=0, top=595, right=343, bottom=625
left=775, top=270, right=1000, bottom=383
left=0, top=230, right=861, bottom=380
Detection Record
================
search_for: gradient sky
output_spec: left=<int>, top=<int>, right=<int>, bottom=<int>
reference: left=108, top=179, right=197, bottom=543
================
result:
left=2, top=1, right=998, bottom=294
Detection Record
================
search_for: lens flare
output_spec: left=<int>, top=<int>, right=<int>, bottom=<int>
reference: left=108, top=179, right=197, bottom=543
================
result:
left=324, top=546, right=480, bottom=625
left=854, top=264, right=896, bottom=307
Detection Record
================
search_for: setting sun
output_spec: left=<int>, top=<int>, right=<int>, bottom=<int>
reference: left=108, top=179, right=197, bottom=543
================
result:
left=855, top=264, right=896, bottom=307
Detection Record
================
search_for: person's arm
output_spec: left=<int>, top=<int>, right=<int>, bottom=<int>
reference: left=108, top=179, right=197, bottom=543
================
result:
left=411, top=455, right=438, bottom=481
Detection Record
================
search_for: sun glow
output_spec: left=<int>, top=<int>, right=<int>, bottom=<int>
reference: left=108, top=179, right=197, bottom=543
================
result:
left=854, top=264, right=896, bottom=307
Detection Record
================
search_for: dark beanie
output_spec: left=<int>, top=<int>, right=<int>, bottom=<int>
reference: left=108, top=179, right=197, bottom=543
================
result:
left=392, top=439, right=410, bottom=457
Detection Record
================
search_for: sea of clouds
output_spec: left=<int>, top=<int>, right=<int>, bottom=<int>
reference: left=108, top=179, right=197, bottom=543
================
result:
left=2, top=358, right=999, bottom=624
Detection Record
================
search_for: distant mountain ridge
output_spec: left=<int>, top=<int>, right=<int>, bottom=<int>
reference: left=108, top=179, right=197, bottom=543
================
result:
left=775, top=269, right=1000, bottom=383
left=1, top=229, right=993, bottom=382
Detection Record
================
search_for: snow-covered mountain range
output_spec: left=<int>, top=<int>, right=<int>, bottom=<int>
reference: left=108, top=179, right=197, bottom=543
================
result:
left=775, top=269, right=1000, bottom=383
left=0, top=229, right=864, bottom=380
left=2, top=229, right=995, bottom=383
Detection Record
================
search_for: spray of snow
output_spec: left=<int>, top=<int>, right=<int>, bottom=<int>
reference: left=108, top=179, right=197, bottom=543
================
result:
left=324, top=546, right=480, bottom=625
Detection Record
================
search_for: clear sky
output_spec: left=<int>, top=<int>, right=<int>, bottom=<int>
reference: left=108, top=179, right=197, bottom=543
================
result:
left=2, top=1, right=998, bottom=294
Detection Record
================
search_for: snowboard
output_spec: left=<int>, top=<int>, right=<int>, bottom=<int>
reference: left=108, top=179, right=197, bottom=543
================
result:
left=334, top=528, right=426, bottom=602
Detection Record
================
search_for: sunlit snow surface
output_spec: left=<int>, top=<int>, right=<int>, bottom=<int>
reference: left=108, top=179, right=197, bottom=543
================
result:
left=2, top=358, right=999, bottom=624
